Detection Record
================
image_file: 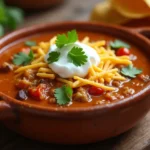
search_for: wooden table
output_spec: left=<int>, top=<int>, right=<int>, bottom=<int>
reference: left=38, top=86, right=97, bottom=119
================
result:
left=0, top=0, right=150, bottom=149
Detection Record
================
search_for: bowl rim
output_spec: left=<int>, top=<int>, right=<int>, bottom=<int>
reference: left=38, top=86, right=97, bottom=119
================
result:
left=0, top=21, right=150, bottom=116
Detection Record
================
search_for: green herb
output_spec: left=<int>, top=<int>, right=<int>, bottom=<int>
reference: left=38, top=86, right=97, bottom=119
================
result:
left=25, top=41, right=37, bottom=47
left=47, top=51, right=60, bottom=64
left=0, top=0, right=7, bottom=23
left=13, top=50, right=34, bottom=65
left=0, top=24, right=4, bottom=36
left=28, top=50, right=34, bottom=60
left=6, top=7, right=24, bottom=30
left=68, top=46, right=88, bottom=66
left=110, top=40, right=130, bottom=49
left=0, top=0, right=24, bottom=36
left=56, top=30, right=78, bottom=48
left=54, top=85, right=73, bottom=105
left=121, top=64, right=142, bottom=78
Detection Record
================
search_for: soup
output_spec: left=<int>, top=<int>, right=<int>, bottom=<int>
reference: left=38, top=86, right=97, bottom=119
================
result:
left=0, top=30, right=149, bottom=108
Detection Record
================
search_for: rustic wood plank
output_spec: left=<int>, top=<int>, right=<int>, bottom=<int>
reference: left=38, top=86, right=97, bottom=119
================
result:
left=0, top=0, right=150, bottom=149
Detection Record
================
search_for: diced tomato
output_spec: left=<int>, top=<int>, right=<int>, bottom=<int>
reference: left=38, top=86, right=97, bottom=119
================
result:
left=28, top=84, right=47, bottom=101
left=88, top=86, right=104, bottom=96
left=116, top=47, right=130, bottom=56
left=21, top=47, right=30, bottom=54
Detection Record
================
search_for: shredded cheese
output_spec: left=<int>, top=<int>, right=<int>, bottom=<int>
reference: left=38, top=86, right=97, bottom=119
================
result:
left=15, top=63, right=48, bottom=73
left=36, top=73, right=55, bottom=79
left=14, top=36, right=132, bottom=91
left=74, top=76, right=115, bottom=91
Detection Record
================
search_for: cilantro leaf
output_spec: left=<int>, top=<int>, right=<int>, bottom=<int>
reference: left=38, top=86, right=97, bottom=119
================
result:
left=56, top=30, right=78, bottom=48
left=121, top=64, right=142, bottom=78
left=0, top=0, right=7, bottom=23
left=28, top=50, right=34, bottom=60
left=25, top=41, right=37, bottom=47
left=110, top=40, right=130, bottom=49
left=67, top=30, right=78, bottom=43
left=13, top=50, right=34, bottom=65
left=54, top=85, right=73, bottom=105
left=6, top=7, right=24, bottom=30
left=0, top=24, right=4, bottom=36
left=0, top=0, right=24, bottom=32
left=47, top=51, right=60, bottom=64
left=68, top=46, right=88, bottom=66
left=64, top=86, right=73, bottom=98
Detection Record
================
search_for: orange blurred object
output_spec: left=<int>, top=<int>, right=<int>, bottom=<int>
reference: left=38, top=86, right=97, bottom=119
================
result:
left=110, top=0, right=150, bottom=18
left=90, top=1, right=129, bottom=24
left=90, top=0, right=150, bottom=27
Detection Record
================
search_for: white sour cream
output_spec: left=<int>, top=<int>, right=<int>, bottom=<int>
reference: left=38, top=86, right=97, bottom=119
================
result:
left=45, top=42, right=100, bottom=78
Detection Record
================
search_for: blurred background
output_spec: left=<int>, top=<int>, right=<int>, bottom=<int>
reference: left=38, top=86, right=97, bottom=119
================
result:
left=1, top=0, right=150, bottom=36
left=0, top=0, right=150, bottom=150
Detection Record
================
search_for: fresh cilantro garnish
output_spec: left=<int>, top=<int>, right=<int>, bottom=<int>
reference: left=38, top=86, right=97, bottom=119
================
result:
left=0, top=0, right=24, bottom=36
left=47, top=51, right=60, bottom=64
left=25, top=41, right=37, bottom=47
left=56, top=30, right=78, bottom=48
left=54, top=85, right=73, bottom=105
left=13, top=50, right=34, bottom=65
left=121, top=64, right=142, bottom=78
left=68, top=46, right=88, bottom=66
left=110, top=40, right=130, bottom=49
left=47, top=30, right=88, bottom=66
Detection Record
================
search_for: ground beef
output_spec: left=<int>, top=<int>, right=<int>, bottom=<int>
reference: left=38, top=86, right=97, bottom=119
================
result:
left=104, top=92, right=124, bottom=101
left=96, top=99, right=106, bottom=105
left=49, top=88, right=55, bottom=97
left=73, top=87, right=91, bottom=102
left=48, top=98, right=56, bottom=104
left=138, top=74, right=150, bottom=82
left=104, top=92, right=117, bottom=101
left=24, top=69, right=35, bottom=80
left=112, top=81, right=121, bottom=87
left=122, top=87, right=135, bottom=96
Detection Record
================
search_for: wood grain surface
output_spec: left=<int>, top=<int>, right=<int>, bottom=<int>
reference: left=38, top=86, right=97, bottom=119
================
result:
left=0, top=0, right=150, bottom=149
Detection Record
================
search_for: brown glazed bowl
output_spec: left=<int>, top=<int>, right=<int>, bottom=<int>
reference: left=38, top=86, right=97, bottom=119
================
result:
left=5, top=0, right=64, bottom=10
left=0, top=22, right=150, bottom=144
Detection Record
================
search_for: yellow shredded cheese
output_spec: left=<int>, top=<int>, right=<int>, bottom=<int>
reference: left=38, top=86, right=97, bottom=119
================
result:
left=74, top=76, right=115, bottom=91
left=36, top=73, right=55, bottom=79
left=13, top=36, right=132, bottom=92
left=15, top=63, right=48, bottom=73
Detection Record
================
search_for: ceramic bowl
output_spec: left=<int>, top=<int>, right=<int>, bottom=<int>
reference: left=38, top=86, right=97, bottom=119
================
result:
left=0, top=22, right=150, bottom=144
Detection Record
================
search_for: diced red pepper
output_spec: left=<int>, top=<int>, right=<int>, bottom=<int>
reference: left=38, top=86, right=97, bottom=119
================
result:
left=28, top=84, right=47, bottom=101
left=116, top=47, right=130, bottom=56
left=88, top=86, right=104, bottom=96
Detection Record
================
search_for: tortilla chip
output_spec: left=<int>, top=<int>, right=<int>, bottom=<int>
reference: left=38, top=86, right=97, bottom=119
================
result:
left=90, top=1, right=129, bottom=24
left=110, top=0, right=150, bottom=18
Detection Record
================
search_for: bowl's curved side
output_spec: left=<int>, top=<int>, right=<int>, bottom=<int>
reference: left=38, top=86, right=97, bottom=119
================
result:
left=4, top=95, right=150, bottom=144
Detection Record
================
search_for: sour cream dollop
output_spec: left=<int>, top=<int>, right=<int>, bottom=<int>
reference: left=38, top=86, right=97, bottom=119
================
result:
left=45, top=42, right=100, bottom=78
